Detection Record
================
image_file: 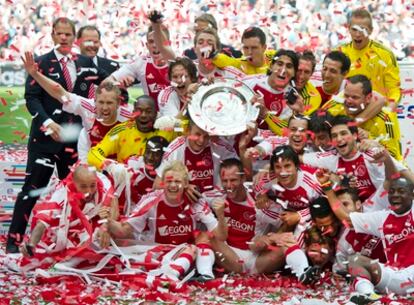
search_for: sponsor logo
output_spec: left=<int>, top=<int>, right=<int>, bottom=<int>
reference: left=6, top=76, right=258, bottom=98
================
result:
left=354, top=179, right=372, bottom=188
left=228, top=218, right=254, bottom=232
left=158, top=224, right=192, bottom=236
left=385, top=225, right=414, bottom=245
left=190, top=169, right=214, bottom=180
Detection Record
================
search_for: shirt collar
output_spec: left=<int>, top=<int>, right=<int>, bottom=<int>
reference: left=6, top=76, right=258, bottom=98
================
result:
left=54, top=49, right=73, bottom=62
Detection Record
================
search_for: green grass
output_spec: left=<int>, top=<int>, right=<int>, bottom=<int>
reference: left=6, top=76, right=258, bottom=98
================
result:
left=0, top=86, right=143, bottom=145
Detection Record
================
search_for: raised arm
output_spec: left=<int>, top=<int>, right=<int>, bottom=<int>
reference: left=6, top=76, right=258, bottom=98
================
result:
left=148, top=10, right=176, bottom=61
left=22, top=52, right=70, bottom=103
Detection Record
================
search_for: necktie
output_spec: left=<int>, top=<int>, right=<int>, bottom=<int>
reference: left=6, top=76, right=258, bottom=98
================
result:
left=60, top=57, right=73, bottom=92
left=88, top=83, right=96, bottom=99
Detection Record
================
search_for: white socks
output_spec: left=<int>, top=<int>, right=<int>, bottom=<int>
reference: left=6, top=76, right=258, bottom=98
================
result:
left=196, top=243, right=215, bottom=278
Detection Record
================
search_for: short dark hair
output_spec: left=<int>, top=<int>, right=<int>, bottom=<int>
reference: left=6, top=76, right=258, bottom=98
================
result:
left=271, top=49, right=299, bottom=75
left=134, top=94, right=156, bottom=109
left=270, top=145, right=300, bottom=170
left=77, top=25, right=101, bottom=40
left=310, top=196, right=333, bottom=219
left=220, top=158, right=244, bottom=175
left=335, top=187, right=360, bottom=203
left=195, top=13, right=218, bottom=30
left=309, top=111, right=334, bottom=134
left=330, top=115, right=358, bottom=135
left=53, top=17, right=76, bottom=36
left=146, top=136, right=169, bottom=151
left=242, top=27, right=266, bottom=45
left=323, top=51, right=351, bottom=74
left=299, top=50, right=317, bottom=73
left=346, top=74, right=372, bottom=96
left=168, top=57, right=198, bottom=83
left=288, top=113, right=309, bottom=128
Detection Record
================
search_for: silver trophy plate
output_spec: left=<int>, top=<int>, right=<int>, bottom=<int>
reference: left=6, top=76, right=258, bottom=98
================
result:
left=188, top=78, right=259, bottom=136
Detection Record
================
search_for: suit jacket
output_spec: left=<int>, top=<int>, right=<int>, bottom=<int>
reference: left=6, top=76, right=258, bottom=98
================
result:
left=96, top=56, right=129, bottom=104
left=25, top=50, right=109, bottom=153
left=96, top=56, right=120, bottom=75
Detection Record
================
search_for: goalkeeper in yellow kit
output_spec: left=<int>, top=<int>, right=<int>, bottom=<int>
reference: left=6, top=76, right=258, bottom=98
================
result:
left=212, top=27, right=276, bottom=75
left=338, top=8, right=401, bottom=109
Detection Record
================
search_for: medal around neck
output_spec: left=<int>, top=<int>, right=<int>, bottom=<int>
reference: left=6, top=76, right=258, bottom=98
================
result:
left=188, top=78, right=259, bottom=136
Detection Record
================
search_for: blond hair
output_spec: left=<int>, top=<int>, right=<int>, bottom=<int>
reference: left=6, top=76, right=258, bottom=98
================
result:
left=161, top=160, right=190, bottom=183
left=350, top=8, right=373, bottom=30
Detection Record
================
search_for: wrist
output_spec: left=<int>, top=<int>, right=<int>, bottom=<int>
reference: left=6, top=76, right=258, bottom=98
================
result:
left=321, top=181, right=333, bottom=192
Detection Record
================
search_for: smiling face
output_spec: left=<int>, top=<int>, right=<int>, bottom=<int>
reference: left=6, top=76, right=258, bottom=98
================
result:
left=272, top=158, right=298, bottom=188
left=163, top=170, right=188, bottom=205
left=314, top=215, right=340, bottom=238
left=79, top=28, right=101, bottom=58
left=321, top=58, right=346, bottom=95
left=220, top=165, right=246, bottom=201
left=388, top=178, right=414, bottom=215
left=330, top=124, right=358, bottom=159
left=170, top=64, right=192, bottom=96
left=73, top=169, right=97, bottom=203
left=349, top=17, right=372, bottom=50
left=296, top=59, right=313, bottom=90
left=188, top=124, right=210, bottom=152
left=241, top=36, right=267, bottom=67
left=52, top=22, right=75, bottom=55
left=95, top=88, right=119, bottom=124
left=344, top=82, right=368, bottom=116
left=134, top=98, right=157, bottom=133
left=288, top=118, right=308, bottom=153
left=268, top=55, right=295, bottom=90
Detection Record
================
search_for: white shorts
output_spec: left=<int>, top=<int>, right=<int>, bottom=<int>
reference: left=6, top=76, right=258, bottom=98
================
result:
left=376, top=263, right=414, bottom=295
left=229, top=245, right=258, bottom=275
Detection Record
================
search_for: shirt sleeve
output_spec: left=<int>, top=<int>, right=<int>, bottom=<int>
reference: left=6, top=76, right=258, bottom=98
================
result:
left=349, top=211, right=388, bottom=238
left=192, top=200, right=218, bottom=231
left=63, top=93, right=96, bottom=130
left=77, top=128, right=91, bottom=163
left=111, top=57, right=145, bottom=82
left=302, top=152, right=338, bottom=171
left=212, top=53, right=242, bottom=70
left=382, top=51, right=401, bottom=104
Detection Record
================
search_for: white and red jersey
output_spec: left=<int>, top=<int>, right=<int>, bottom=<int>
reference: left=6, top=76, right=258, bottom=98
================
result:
left=350, top=207, right=414, bottom=269
left=254, top=170, right=322, bottom=224
left=127, top=190, right=218, bottom=245
left=157, top=86, right=184, bottom=117
left=243, top=75, right=293, bottom=129
left=21, top=173, right=113, bottom=270
left=204, top=191, right=283, bottom=250
left=65, top=93, right=133, bottom=161
left=335, top=227, right=386, bottom=272
left=156, top=136, right=238, bottom=192
left=302, top=150, right=405, bottom=202
left=108, top=156, right=156, bottom=216
left=111, top=56, right=170, bottom=106
left=314, top=80, right=346, bottom=106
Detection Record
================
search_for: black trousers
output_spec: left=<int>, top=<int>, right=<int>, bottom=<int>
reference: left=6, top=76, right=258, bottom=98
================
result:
left=7, top=147, right=76, bottom=242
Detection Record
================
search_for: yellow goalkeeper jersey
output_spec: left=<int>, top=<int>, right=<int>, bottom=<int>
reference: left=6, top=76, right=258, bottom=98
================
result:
left=322, top=100, right=402, bottom=160
left=338, top=40, right=401, bottom=104
left=212, top=49, right=277, bottom=75
left=87, top=120, right=177, bottom=169
left=300, top=81, right=322, bottom=115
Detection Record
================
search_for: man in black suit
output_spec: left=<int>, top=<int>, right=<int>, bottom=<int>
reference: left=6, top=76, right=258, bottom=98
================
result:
left=6, top=17, right=108, bottom=253
left=77, top=25, right=129, bottom=103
